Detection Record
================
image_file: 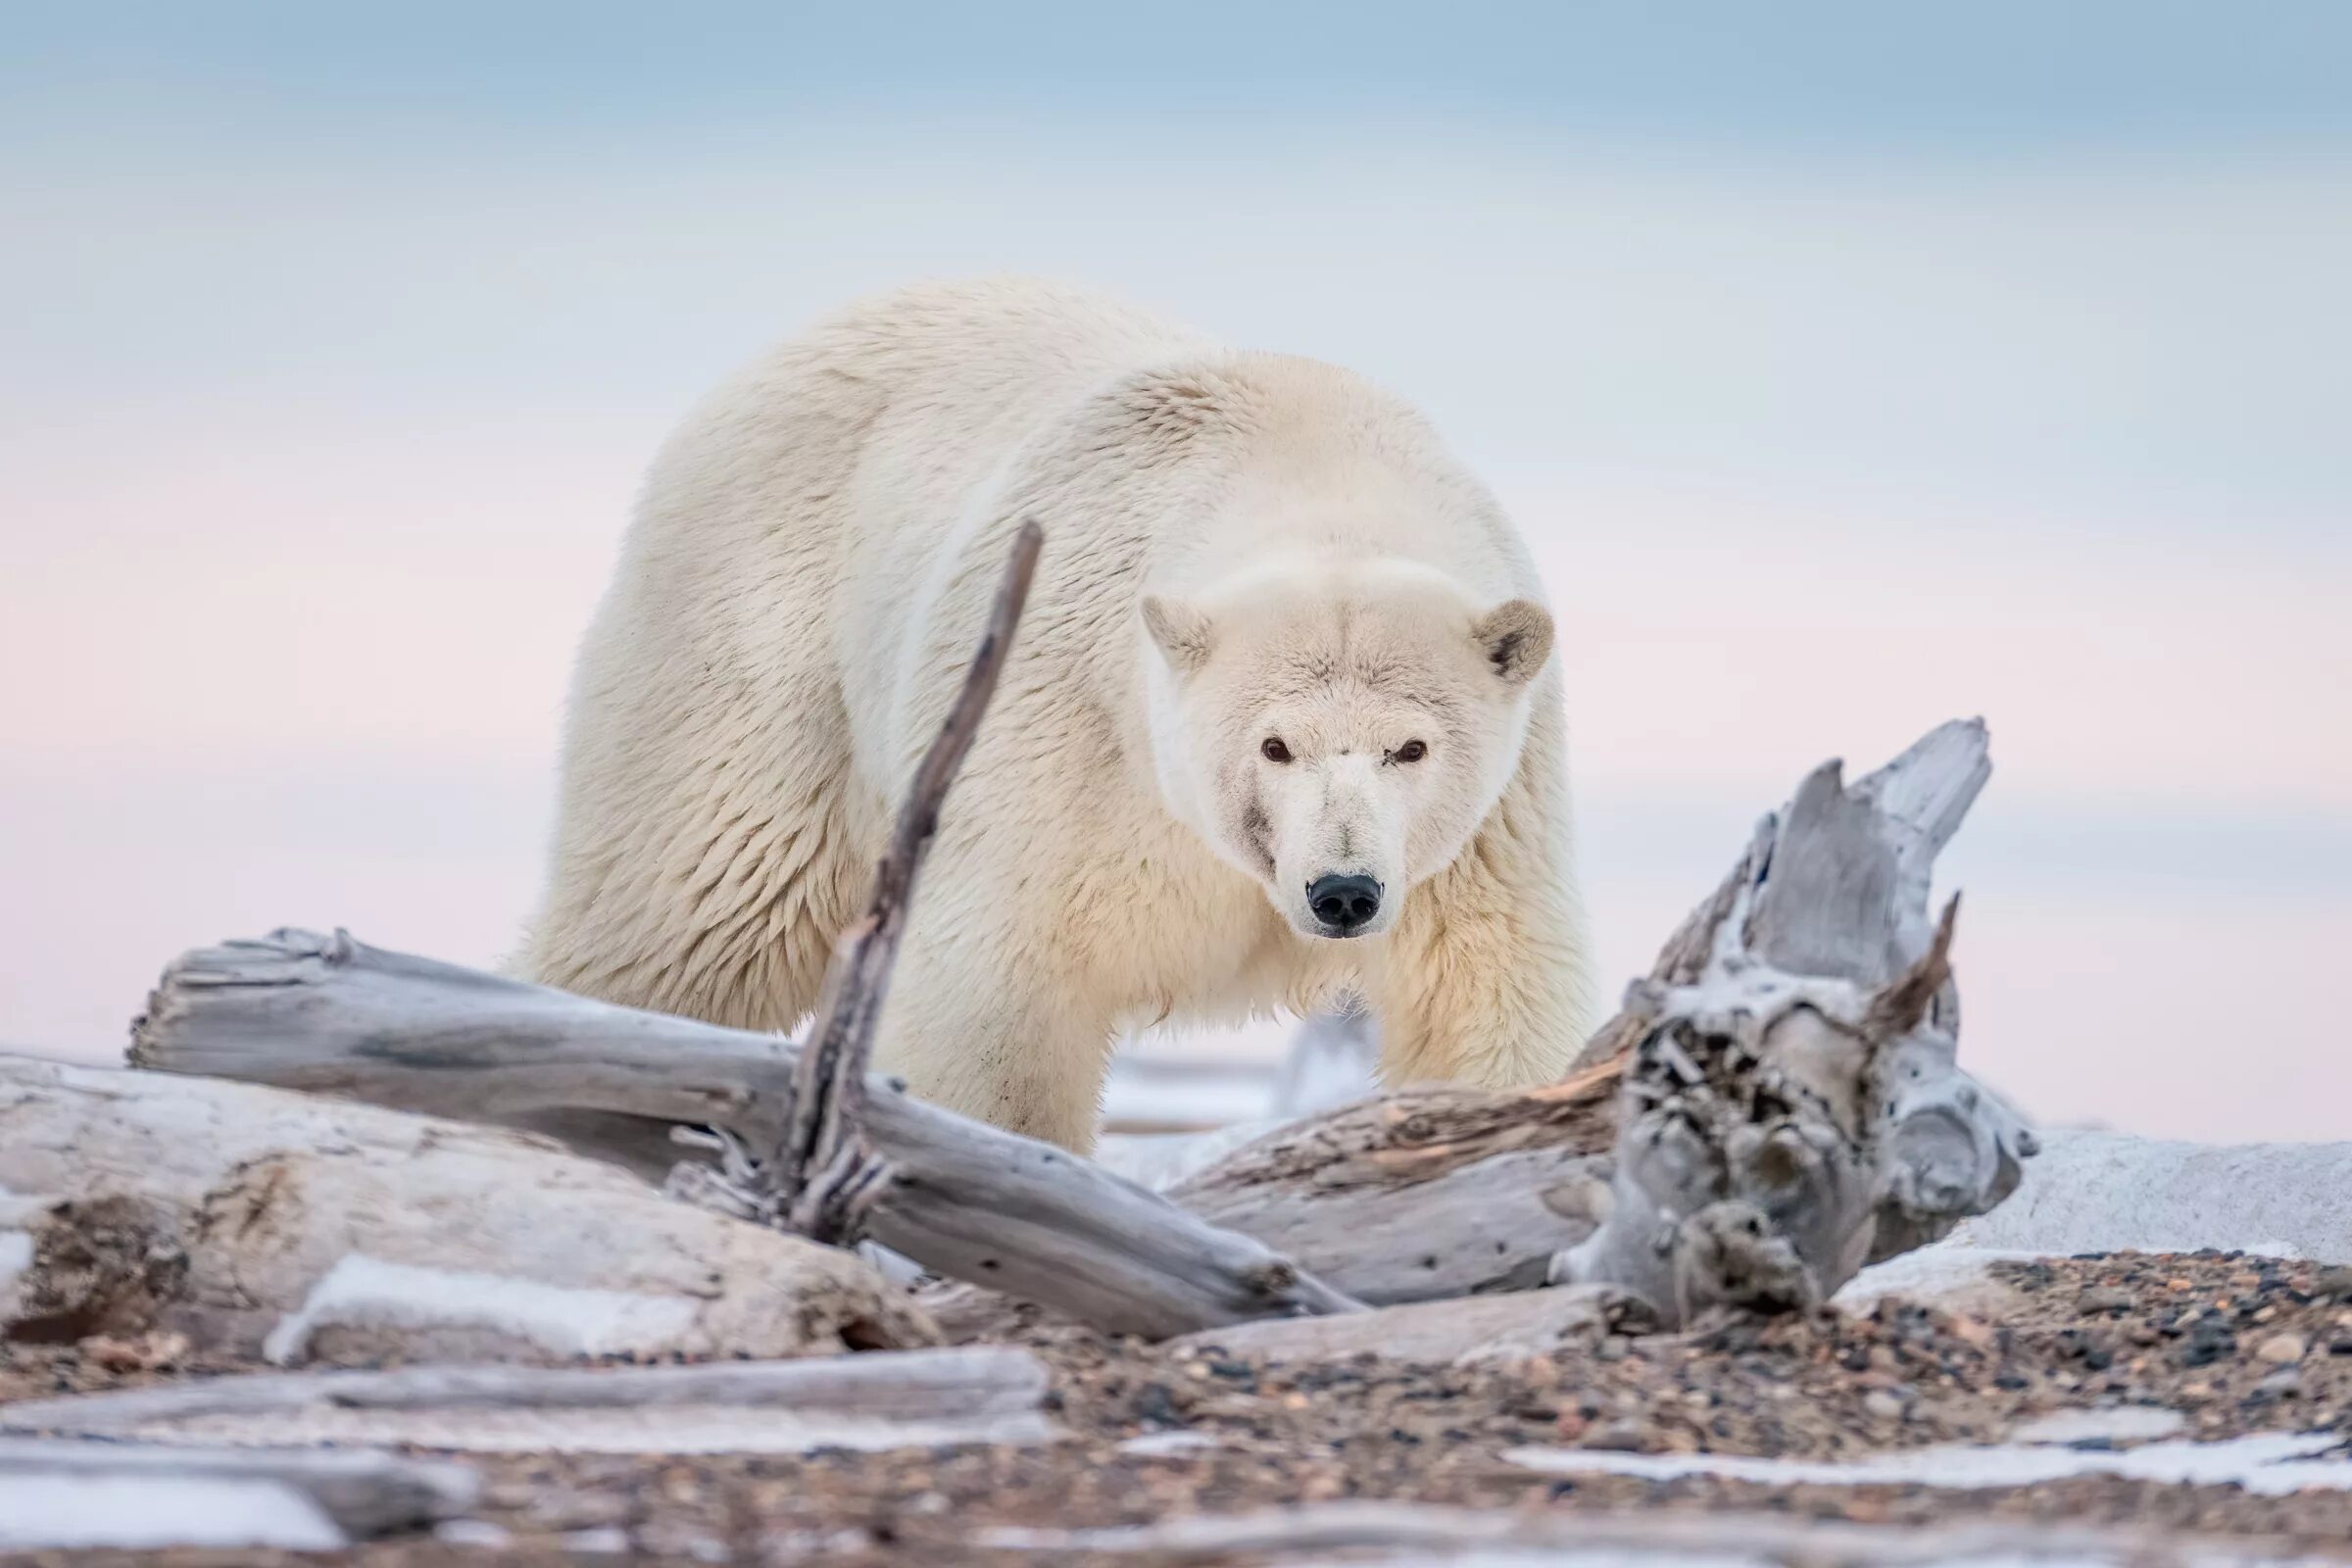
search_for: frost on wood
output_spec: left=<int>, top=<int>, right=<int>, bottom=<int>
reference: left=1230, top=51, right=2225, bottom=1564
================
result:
left=0, top=1055, right=937, bottom=1362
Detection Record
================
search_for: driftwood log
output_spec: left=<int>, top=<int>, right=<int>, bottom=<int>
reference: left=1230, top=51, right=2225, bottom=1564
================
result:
left=0, top=1345, right=1060, bottom=1455
left=0, top=1055, right=938, bottom=1362
left=123, top=943, right=1359, bottom=1340
left=975, top=1502, right=2309, bottom=1567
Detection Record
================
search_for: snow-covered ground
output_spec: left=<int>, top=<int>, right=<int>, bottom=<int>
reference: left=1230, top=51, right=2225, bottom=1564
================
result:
left=0, top=1473, right=346, bottom=1551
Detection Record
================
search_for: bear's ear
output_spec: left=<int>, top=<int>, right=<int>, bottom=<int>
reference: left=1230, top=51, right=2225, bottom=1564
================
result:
left=1141, top=595, right=1215, bottom=675
left=1471, top=599, right=1553, bottom=686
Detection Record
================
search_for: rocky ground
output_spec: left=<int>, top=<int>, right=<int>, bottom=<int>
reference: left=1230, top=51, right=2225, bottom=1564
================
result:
left=6, top=1250, right=2352, bottom=1565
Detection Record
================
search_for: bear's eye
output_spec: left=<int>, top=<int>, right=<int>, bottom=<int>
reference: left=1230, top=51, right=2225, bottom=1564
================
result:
left=1260, top=737, right=1293, bottom=763
left=1392, top=740, right=1428, bottom=764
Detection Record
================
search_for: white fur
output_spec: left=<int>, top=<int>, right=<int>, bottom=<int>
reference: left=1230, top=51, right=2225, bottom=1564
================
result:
left=524, top=278, right=1594, bottom=1151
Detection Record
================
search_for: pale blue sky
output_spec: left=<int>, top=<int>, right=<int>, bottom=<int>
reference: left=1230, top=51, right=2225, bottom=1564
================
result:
left=3, top=4, right=2347, bottom=1136
left=12, top=2, right=2352, bottom=147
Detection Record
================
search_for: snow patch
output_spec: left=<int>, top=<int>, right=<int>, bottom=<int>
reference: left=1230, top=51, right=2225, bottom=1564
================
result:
left=561, top=1526, right=632, bottom=1554
left=1102, top=1059, right=1282, bottom=1129
left=1506, top=1428, right=2352, bottom=1497
left=436, top=1519, right=515, bottom=1549
left=2009, top=1406, right=2188, bottom=1446
left=0, top=1230, right=32, bottom=1297
left=1118, top=1430, right=1223, bottom=1457
left=1947, top=1130, right=2352, bottom=1263
left=1095, top=1120, right=1287, bottom=1192
left=263, top=1253, right=699, bottom=1364
left=0, top=1474, right=345, bottom=1551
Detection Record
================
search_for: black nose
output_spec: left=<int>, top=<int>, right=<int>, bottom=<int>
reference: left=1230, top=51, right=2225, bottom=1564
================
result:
left=1307, top=873, right=1383, bottom=933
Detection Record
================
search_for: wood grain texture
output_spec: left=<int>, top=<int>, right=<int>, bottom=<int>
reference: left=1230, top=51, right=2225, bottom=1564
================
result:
left=127, top=932, right=1361, bottom=1340
left=0, top=1054, right=939, bottom=1363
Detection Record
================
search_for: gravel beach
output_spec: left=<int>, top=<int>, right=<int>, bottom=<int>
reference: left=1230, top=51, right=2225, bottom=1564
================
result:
left=7, top=1250, right=2352, bottom=1564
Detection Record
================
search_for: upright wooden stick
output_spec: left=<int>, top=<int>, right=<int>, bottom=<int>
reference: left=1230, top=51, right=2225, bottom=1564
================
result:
left=695, top=521, right=1046, bottom=1245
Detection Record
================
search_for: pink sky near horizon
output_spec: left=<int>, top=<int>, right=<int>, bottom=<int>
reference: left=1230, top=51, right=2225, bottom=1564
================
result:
left=5, top=417, right=2346, bottom=1141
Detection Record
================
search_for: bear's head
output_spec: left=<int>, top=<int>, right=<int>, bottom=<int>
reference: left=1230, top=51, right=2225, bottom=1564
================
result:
left=1140, top=558, right=1552, bottom=941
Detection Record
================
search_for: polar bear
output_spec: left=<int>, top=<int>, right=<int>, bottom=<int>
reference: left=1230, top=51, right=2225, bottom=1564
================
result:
left=523, top=277, right=1594, bottom=1152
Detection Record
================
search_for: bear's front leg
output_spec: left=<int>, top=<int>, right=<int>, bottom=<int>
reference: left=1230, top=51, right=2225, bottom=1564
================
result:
left=868, top=895, right=1120, bottom=1154
left=1362, top=702, right=1596, bottom=1088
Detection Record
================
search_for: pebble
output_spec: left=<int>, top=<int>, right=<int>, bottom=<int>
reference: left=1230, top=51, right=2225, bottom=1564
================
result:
left=638, top=1524, right=729, bottom=1563
left=435, top=1520, right=514, bottom=1549
left=559, top=1526, right=631, bottom=1555
left=2078, top=1287, right=2134, bottom=1314
left=1583, top=1419, right=1648, bottom=1451
left=1947, top=1314, right=1996, bottom=1348
left=2181, top=1320, right=2236, bottom=1367
left=2256, top=1331, right=2309, bottom=1365
left=1862, top=1390, right=1906, bottom=1421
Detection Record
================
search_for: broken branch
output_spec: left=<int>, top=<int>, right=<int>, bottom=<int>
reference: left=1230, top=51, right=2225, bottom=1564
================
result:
left=694, top=519, right=1045, bottom=1245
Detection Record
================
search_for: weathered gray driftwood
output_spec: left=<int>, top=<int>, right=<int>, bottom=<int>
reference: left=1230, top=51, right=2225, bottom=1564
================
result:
left=0, top=1054, right=938, bottom=1362
left=1544, top=896, right=1963, bottom=1321
left=976, top=1502, right=2306, bottom=1566
left=1169, top=719, right=2030, bottom=1323
left=0, top=1346, right=1061, bottom=1455
left=127, top=936, right=1362, bottom=1340
left=1162, top=1065, right=1622, bottom=1306
left=1166, top=1282, right=1648, bottom=1366
left=0, top=1437, right=476, bottom=1543
left=1546, top=720, right=2033, bottom=1319
left=0, top=1344, right=1044, bottom=1429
